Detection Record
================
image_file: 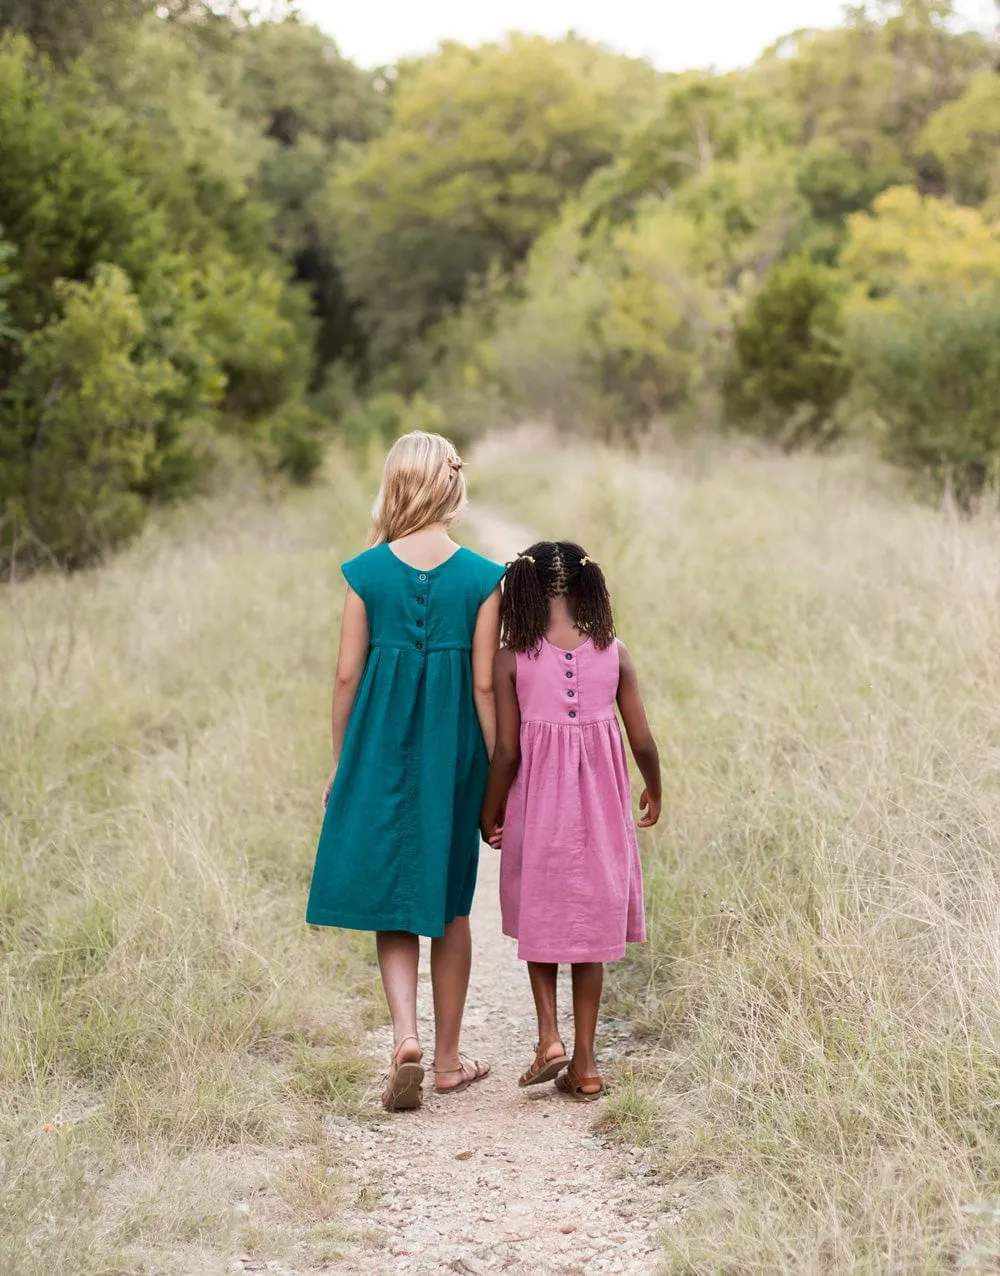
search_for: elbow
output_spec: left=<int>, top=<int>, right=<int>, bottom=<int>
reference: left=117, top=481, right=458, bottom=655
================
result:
left=334, top=670, right=362, bottom=694
left=474, top=681, right=495, bottom=701
left=492, top=742, right=520, bottom=772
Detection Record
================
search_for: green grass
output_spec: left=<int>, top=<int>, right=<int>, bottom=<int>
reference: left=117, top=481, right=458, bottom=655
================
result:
left=0, top=454, right=379, bottom=1273
left=475, top=426, right=1000, bottom=1274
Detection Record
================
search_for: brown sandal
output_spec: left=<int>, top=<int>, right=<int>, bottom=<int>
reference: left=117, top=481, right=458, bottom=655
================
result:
left=433, top=1054, right=491, bottom=1095
left=519, top=1039, right=570, bottom=1088
left=555, top=1066, right=605, bottom=1102
left=381, top=1036, right=425, bottom=1112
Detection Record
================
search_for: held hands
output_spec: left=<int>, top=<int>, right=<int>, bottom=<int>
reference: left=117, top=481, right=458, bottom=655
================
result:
left=638, top=789, right=661, bottom=828
left=479, top=813, right=503, bottom=849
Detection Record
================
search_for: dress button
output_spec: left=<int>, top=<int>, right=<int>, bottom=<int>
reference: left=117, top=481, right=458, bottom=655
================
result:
left=567, top=689, right=575, bottom=698
left=565, top=652, right=573, bottom=661
left=568, top=710, right=577, bottom=718
left=416, top=641, right=423, bottom=650
left=416, top=619, right=424, bottom=628
left=419, top=573, right=427, bottom=582
left=417, top=596, right=424, bottom=604
left=565, top=670, right=574, bottom=679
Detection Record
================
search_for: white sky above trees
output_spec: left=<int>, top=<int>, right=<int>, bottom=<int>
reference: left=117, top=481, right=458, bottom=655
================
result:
left=296, top=0, right=997, bottom=71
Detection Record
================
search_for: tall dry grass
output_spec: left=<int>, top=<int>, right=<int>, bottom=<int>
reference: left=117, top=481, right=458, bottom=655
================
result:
left=475, top=427, right=1000, bottom=1274
left=0, top=459, right=381, bottom=1274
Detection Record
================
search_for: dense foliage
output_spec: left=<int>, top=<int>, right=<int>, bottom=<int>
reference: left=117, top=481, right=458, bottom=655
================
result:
left=2, top=0, right=999, bottom=568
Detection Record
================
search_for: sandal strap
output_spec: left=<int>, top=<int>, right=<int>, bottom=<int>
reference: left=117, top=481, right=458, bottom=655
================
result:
left=392, top=1035, right=421, bottom=1064
left=522, top=1039, right=567, bottom=1080
left=433, top=1054, right=483, bottom=1077
left=567, top=1068, right=604, bottom=1092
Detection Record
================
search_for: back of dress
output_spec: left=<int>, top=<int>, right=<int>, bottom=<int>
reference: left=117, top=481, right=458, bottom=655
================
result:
left=499, top=637, right=646, bottom=963
left=514, top=636, right=621, bottom=728
left=307, top=544, right=505, bottom=939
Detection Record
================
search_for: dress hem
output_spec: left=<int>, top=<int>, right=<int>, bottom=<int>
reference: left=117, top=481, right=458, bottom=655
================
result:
left=306, top=905, right=469, bottom=939
left=503, top=927, right=645, bottom=964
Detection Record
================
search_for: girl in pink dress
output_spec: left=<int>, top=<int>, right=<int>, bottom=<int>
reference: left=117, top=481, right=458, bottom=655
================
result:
left=480, top=541, right=662, bottom=1100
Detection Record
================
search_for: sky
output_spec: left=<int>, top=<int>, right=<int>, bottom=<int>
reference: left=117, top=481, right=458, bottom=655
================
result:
left=296, top=0, right=997, bottom=71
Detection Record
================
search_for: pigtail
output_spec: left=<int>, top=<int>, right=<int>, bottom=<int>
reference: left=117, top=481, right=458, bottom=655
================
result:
left=501, top=548, right=549, bottom=653
left=573, top=555, right=616, bottom=650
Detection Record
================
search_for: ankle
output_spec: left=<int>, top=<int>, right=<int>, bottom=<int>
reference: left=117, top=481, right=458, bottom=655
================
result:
left=394, top=1033, right=422, bottom=1059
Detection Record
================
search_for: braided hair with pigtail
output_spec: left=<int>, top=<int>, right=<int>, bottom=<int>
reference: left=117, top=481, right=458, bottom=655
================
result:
left=501, top=541, right=615, bottom=653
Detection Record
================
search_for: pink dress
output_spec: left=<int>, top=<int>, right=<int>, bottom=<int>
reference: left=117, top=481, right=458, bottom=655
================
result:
left=499, top=638, right=646, bottom=963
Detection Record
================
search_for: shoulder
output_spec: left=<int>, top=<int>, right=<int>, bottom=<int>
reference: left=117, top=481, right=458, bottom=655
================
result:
left=614, top=639, right=636, bottom=681
left=341, top=545, right=386, bottom=596
left=460, top=548, right=506, bottom=601
left=494, top=646, right=517, bottom=676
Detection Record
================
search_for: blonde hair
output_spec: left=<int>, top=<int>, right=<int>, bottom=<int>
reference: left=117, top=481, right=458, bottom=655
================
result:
left=367, top=431, right=467, bottom=547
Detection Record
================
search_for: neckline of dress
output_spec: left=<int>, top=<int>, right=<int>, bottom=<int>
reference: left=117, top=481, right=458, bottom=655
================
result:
left=384, top=543, right=466, bottom=574
left=542, top=635, right=593, bottom=655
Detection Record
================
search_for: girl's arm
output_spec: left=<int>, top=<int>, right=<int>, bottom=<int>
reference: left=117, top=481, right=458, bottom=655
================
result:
left=471, top=586, right=502, bottom=758
left=480, top=647, right=521, bottom=843
left=323, top=586, right=369, bottom=806
left=616, top=641, right=662, bottom=828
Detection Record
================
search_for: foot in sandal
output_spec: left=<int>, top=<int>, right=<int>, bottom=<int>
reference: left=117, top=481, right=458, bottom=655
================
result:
left=381, top=1035, right=425, bottom=1112
left=555, top=1062, right=605, bottom=1102
left=433, top=1054, right=491, bottom=1094
left=519, top=1039, right=570, bottom=1088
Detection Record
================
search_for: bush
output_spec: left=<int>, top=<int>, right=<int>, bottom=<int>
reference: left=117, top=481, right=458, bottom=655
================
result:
left=480, top=205, right=727, bottom=432
left=724, top=255, right=850, bottom=447
left=848, top=288, right=1000, bottom=503
left=341, top=392, right=445, bottom=453
left=0, top=265, right=179, bottom=569
left=260, top=402, right=326, bottom=485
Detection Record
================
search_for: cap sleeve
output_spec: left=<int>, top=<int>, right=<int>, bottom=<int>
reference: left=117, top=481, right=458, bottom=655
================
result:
left=477, top=556, right=506, bottom=607
left=341, top=552, right=368, bottom=603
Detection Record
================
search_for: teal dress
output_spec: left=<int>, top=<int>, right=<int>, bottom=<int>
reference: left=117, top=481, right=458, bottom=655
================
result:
left=306, top=544, right=505, bottom=937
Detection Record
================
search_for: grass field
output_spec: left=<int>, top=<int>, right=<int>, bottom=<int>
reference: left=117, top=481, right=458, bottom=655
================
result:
left=476, top=427, right=1000, bottom=1273
left=0, top=457, right=384, bottom=1274
left=8, top=427, right=1000, bottom=1273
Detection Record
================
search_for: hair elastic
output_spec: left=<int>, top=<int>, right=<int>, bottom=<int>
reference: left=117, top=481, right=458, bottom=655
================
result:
left=518, top=553, right=535, bottom=564
left=580, top=556, right=593, bottom=566
left=447, top=456, right=464, bottom=472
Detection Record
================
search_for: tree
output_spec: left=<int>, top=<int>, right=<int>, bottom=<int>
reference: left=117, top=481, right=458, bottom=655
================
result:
left=0, top=0, right=149, bottom=63
left=0, top=266, right=178, bottom=567
left=921, top=72, right=1000, bottom=206
left=583, top=70, right=797, bottom=231
left=0, top=28, right=325, bottom=567
left=724, top=256, right=850, bottom=445
left=841, top=185, right=1000, bottom=305
left=769, top=1, right=990, bottom=221
left=215, top=19, right=390, bottom=371
left=323, top=34, right=658, bottom=377
left=848, top=288, right=1000, bottom=501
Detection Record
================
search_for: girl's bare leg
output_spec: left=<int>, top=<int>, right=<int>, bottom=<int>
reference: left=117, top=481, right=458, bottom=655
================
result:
left=527, top=961, right=561, bottom=1047
left=570, top=962, right=604, bottom=1092
left=430, top=914, right=473, bottom=1083
left=376, top=931, right=422, bottom=1061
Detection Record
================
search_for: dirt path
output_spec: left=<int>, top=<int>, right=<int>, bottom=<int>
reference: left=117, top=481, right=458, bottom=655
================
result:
left=329, top=506, right=670, bottom=1275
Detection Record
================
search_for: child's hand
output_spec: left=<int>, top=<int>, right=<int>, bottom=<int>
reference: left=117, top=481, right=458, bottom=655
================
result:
left=322, top=769, right=337, bottom=810
left=480, top=819, right=503, bottom=849
left=638, top=789, right=661, bottom=828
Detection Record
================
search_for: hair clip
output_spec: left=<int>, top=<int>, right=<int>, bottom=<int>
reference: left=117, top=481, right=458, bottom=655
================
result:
left=517, top=553, right=536, bottom=564
left=447, top=456, right=464, bottom=472
left=580, top=556, right=593, bottom=566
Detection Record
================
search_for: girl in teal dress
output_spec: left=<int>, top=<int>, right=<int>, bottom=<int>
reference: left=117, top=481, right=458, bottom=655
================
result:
left=307, top=431, right=505, bottom=1111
